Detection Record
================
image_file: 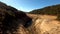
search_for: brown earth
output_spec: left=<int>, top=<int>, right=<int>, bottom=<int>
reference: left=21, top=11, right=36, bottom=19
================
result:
left=17, top=14, right=60, bottom=34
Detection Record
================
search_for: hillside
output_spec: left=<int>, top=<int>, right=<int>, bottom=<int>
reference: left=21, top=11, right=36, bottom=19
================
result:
left=29, top=4, right=60, bottom=20
left=27, top=14, right=60, bottom=34
left=0, top=2, right=32, bottom=34
left=0, top=2, right=60, bottom=34
left=14, top=14, right=60, bottom=34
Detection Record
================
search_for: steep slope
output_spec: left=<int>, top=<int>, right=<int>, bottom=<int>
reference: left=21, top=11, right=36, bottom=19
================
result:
left=0, top=2, right=32, bottom=34
left=27, top=14, right=60, bottom=34
left=13, top=12, right=60, bottom=34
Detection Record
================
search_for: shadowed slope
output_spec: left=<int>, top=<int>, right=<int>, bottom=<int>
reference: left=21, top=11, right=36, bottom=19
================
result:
left=0, top=2, right=32, bottom=34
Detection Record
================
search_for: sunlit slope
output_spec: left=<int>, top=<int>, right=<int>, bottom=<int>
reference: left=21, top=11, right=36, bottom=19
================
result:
left=26, top=14, right=60, bottom=34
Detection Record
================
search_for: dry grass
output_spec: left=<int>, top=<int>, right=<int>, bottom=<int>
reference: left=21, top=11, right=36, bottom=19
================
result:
left=17, top=14, right=60, bottom=34
left=1, top=14, right=60, bottom=34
